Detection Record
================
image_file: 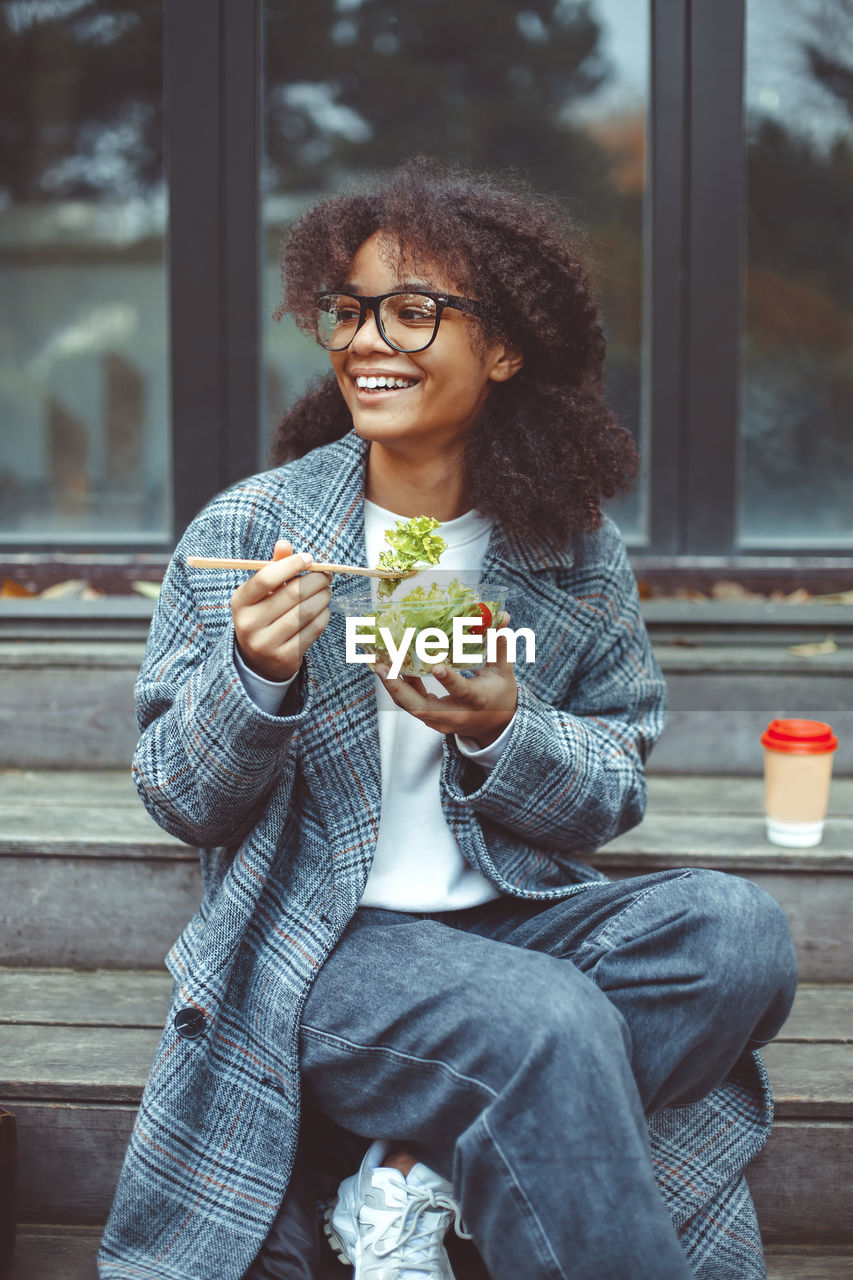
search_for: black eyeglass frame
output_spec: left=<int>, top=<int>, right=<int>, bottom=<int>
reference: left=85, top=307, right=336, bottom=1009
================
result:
left=314, top=289, right=483, bottom=353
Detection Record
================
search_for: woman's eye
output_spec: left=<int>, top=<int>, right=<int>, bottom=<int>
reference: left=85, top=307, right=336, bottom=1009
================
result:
left=396, top=300, right=436, bottom=323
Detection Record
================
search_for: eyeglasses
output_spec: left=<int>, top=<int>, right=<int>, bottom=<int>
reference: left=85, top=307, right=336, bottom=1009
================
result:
left=314, top=289, right=481, bottom=353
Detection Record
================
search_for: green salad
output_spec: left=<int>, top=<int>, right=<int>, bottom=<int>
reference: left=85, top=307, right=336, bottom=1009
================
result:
left=364, top=516, right=501, bottom=675
left=376, top=515, right=447, bottom=600
left=371, top=578, right=501, bottom=677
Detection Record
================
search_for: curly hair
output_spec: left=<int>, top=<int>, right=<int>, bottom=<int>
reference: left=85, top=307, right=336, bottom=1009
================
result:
left=269, top=158, right=638, bottom=547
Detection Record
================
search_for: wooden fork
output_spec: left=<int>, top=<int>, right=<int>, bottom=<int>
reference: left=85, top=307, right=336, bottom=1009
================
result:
left=185, top=556, right=417, bottom=580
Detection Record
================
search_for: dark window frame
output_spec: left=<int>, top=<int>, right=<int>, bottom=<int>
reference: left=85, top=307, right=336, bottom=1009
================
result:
left=167, top=0, right=262, bottom=537
left=2, top=0, right=852, bottom=591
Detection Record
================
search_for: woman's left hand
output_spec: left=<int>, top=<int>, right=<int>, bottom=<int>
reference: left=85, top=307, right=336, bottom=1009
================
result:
left=375, top=613, right=518, bottom=747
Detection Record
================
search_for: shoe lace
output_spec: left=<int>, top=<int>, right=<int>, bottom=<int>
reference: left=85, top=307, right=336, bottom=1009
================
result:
left=372, top=1186, right=472, bottom=1263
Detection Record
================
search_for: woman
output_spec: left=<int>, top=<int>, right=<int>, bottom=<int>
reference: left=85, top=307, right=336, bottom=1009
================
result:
left=99, top=160, right=796, bottom=1280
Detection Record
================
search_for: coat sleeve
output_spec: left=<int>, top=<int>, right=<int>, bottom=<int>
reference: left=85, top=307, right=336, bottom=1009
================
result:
left=443, top=525, right=666, bottom=855
left=131, top=506, right=316, bottom=850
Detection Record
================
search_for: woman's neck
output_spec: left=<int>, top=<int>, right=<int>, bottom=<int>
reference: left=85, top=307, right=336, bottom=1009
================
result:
left=364, top=442, right=471, bottom=520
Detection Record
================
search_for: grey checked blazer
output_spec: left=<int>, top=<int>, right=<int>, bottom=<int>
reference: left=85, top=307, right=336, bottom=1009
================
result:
left=99, top=432, right=771, bottom=1279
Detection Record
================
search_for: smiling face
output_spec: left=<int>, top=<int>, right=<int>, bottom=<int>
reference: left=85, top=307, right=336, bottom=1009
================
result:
left=328, top=232, right=522, bottom=459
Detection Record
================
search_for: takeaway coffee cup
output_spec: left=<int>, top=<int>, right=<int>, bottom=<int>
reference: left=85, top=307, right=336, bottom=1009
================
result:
left=761, top=719, right=838, bottom=847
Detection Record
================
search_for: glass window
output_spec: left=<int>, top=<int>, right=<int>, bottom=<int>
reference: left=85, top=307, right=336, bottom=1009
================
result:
left=740, top=0, right=853, bottom=546
left=261, top=0, right=650, bottom=542
left=0, top=0, right=170, bottom=543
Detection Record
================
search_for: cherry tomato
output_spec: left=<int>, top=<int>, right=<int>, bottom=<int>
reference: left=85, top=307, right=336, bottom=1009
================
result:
left=471, top=602, right=492, bottom=635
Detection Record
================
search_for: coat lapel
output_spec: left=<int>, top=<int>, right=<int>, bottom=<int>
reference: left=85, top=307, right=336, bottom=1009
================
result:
left=481, top=520, right=578, bottom=703
left=277, top=435, right=383, bottom=913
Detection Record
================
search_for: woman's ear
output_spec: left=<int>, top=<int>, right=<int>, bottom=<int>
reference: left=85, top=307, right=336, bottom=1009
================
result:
left=488, top=343, right=524, bottom=383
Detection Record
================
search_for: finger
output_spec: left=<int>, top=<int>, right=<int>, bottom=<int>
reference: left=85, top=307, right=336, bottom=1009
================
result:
left=234, top=550, right=313, bottom=607
left=284, top=569, right=335, bottom=602
left=265, top=571, right=333, bottom=633
left=400, top=673, right=429, bottom=698
left=288, top=602, right=331, bottom=661
left=376, top=669, right=439, bottom=719
left=432, top=663, right=476, bottom=700
left=257, top=567, right=331, bottom=613
left=260, top=583, right=332, bottom=649
left=272, top=539, right=293, bottom=561
left=237, top=565, right=329, bottom=624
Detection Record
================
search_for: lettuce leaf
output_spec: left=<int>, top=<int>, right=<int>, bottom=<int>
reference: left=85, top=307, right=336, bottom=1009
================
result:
left=376, top=515, right=448, bottom=600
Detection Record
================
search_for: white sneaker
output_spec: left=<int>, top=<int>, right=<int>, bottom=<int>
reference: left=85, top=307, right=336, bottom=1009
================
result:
left=323, top=1140, right=470, bottom=1278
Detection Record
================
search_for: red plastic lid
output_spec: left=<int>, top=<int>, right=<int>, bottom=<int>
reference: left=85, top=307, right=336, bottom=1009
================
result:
left=761, top=718, right=838, bottom=754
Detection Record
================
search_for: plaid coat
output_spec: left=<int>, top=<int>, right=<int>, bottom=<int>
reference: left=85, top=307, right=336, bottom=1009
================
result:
left=99, top=432, right=772, bottom=1279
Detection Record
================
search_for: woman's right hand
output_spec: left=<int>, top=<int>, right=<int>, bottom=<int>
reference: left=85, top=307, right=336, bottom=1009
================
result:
left=231, top=540, right=332, bottom=682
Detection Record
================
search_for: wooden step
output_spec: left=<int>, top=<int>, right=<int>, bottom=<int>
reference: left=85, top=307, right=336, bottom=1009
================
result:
left=5, top=1231, right=853, bottom=1280
left=0, top=643, right=142, bottom=770
left=3, top=771, right=852, bottom=978
left=5, top=1225, right=101, bottom=1280
left=595, top=775, right=853, bottom=983
left=765, top=1249, right=853, bottom=1279
left=650, top=641, right=853, bottom=775
left=0, top=971, right=849, bottom=1247
left=0, top=769, right=200, bottom=969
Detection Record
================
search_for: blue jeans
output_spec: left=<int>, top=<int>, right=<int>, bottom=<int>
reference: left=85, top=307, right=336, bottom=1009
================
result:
left=298, top=869, right=797, bottom=1280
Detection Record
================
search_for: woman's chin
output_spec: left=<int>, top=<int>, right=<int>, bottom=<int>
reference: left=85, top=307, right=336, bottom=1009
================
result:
left=351, top=417, right=415, bottom=445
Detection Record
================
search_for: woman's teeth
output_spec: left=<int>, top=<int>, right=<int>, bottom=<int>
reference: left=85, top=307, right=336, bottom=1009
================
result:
left=355, top=375, right=417, bottom=391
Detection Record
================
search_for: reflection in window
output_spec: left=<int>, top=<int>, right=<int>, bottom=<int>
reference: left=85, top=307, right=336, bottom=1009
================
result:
left=0, top=0, right=169, bottom=542
left=262, top=0, right=649, bottom=541
left=741, top=0, right=853, bottom=546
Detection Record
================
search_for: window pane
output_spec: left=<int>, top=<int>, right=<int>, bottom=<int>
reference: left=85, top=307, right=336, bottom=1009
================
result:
left=740, top=0, right=853, bottom=546
left=262, top=0, right=649, bottom=542
left=0, top=1, right=170, bottom=543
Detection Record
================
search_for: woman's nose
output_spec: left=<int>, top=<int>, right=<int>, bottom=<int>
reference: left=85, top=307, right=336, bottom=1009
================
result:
left=349, top=306, right=393, bottom=353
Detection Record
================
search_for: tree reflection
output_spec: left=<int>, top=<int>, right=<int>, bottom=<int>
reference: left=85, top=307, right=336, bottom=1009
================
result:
left=263, top=0, right=648, bottom=502
left=0, top=0, right=163, bottom=202
left=0, top=0, right=167, bottom=538
left=742, top=0, right=852, bottom=539
left=265, top=0, right=613, bottom=199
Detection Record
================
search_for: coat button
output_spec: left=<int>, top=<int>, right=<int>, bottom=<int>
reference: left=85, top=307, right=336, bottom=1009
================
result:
left=174, top=1007, right=206, bottom=1040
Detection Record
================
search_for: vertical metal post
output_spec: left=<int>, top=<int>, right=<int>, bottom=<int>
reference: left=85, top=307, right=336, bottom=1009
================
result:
left=647, top=0, right=691, bottom=554
left=683, top=0, right=746, bottom=554
left=165, top=0, right=224, bottom=536
left=166, top=0, right=261, bottom=541
left=222, top=0, right=263, bottom=487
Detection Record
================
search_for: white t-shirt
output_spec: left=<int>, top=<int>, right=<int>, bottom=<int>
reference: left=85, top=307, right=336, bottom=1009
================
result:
left=235, top=498, right=514, bottom=911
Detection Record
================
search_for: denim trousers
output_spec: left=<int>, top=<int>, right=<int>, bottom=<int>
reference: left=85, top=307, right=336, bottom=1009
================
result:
left=294, top=868, right=797, bottom=1280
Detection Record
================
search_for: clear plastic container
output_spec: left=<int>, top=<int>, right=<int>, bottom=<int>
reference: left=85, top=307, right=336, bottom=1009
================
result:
left=330, top=578, right=509, bottom=676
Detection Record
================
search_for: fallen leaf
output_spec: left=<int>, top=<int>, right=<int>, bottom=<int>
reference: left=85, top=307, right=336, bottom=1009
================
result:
left=788, top=635, right=838, bottom=657
left=779, top=588, right=813, bottom=605
left=710, top=580, right=765, bottom=602
left=1, top=579, right=37, bottom=598
left=39, top=579, right=92, bottom=599
left=811, top=589, right=853, bottom=605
